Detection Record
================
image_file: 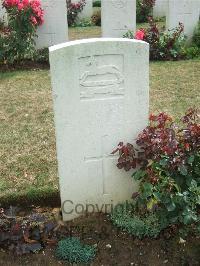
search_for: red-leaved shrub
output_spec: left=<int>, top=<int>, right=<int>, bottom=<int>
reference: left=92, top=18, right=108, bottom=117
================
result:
left=125, top=18, right=186, bottom=61
left=113, top=108, right=200, bottom=225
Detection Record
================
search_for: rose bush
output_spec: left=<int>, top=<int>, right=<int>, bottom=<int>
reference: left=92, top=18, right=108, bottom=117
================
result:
left=66, top=0, right=86, bottom=26
left=124, top=18, right=186, bottom=61
left=3, top=0, right=44, bottom=25
left=136, top=0, right=155, bottom=23
left=0, top=0, right=44, bottom=64
left=112, top=108, right=200, bottom=233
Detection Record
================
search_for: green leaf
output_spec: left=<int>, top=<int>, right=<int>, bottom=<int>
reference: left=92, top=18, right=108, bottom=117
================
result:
left=143, top=182, right=153, bottom=191
left=188, top=155, right=195, bottom=164
left=191, top=179, right=197, bottom=187
left=166, top=201, right=176, bottom=212
left=173, top=183, right=180, bottom=192
left=153, top=192, right=162, bottom=200
left=179, top=165, right=188, bottom=176
left=186, top=176, right=193, bottom=187
left=142, top=183, right=153, bottom=198
left=183, top=214, right=197, bottom=225
left=147, top=198, right=158, bottom=210
left=159, top=158, right=168, bottom=167
left=132, top=169, right=146, bottom=180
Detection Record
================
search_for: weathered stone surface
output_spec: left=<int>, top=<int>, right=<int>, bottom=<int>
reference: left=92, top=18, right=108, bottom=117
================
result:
left=72, top=0, right=93, bottom=20
left=153, top=0, right=168, bottom=18
left=36, top=0, right=68, bottom=49
left=101, top=0, right=136, bottom=38
left=0, top=0, right=7, bottom=24
left=49, top=38, right=149, bottom=221
left=166, top=0, right=200, bottom=40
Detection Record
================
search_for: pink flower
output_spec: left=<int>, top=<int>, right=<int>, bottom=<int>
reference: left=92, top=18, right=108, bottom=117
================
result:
left=3, top=0, right=44, bottom=27
left=22, top=0, right=29, bottom=7
left=135, top=29, right=145, bottom=40
left=29, top=0, right=44, bottom=25
left=3, top=0, right=19, bottom=8
left=30, top=15, right=37, bottom=25
left=17, top=2, right=24, bottom=10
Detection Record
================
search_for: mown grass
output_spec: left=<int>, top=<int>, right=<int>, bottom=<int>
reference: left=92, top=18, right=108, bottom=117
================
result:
left=0, top=70, right=58, bottom=203
left=69, top=26, right=101, bottom=40
left=0, top=59, right=199, bottom=203
left=150, top=60, right=200, bottom=118
left=69, top=21, right=165, bottom=40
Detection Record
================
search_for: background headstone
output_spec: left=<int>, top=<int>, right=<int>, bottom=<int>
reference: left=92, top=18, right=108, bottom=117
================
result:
left=153, top=0, right=167, bottom=18
left=166, top=0, right=200, bottom=40
left=101, top=0, right=136, bottom=38
left=72, top=0, right=93, bottom=20
left=36, top=0, right=68, bottom=49
left=49, top=38, right=149, bottom=221
left=0, top=0, right=8, bottom=25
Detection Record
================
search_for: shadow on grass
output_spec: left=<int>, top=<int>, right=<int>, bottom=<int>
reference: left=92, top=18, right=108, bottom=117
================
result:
left=0, top=186, right=60, bottom=208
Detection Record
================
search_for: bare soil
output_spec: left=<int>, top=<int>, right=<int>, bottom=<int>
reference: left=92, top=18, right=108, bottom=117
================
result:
left=0, top=208, right=199, bottom=266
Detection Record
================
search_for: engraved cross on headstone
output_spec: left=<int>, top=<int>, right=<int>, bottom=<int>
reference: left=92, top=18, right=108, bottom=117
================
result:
left=84, top=135, right=116, bottom=195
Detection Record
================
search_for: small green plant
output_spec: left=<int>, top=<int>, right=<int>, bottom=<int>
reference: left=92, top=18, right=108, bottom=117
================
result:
left=74, top=18, right=93, bottom=27
left=184, top=46, right=200, bottom=59
left=123, top=30, right=135, bottom=39
left=55, top=237, right=96, bottom=264
left=111, top=202, right=168, bottom=238
left=93, top=0, right=101, bottom=7
left=153, top=16, right=165, bottom=23
left=33, top=47, right=49, bottom=63
left=193, top=21, right=200, bottom=48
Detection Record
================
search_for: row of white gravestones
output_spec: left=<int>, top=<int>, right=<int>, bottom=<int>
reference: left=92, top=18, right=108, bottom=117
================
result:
left=35, top=0, right=200, bottom=47
left=0, top=0, right=136, bottom=45
left=49, top=38, right=149, bottom=221
left=36, top=0, right=137, bottom=47
left=166, top=0, right=200, bottom=40
left=1, top=0, right=200, bottom=47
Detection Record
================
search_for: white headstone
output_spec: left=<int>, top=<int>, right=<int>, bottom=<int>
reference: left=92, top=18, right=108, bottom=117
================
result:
left=166, top=0, right=200, bottom=40
left=0, top=0, right=7, bottom=24
left=72, top=0, right=93, bottom=20
left=36, top=0, right=68, bottom=49
left=101, top=0, right=136, bottom=38
left=49, top=38, right=149, bottom=221
left=153, top=0, right=167, bottom=18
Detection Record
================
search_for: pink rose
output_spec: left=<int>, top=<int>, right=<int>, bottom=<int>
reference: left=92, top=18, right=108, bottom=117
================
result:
left=17, top=2, right=24, bottom=10
left=30, top=15, right=37, bottom=25
left=3, top=0, right=19, bottom=8
left=135, top=29, right=145, bottom=40
left=22, top=0, right=29, bottom=7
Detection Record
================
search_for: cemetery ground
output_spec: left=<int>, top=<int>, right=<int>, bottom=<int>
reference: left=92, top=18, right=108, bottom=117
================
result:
left=69, top=21, right=165, bottom=40
left=0, top=59, right=200, bottom=265
left=0, top=210, right=199, bottom=265
left=1, top=59, right=200, bottom=204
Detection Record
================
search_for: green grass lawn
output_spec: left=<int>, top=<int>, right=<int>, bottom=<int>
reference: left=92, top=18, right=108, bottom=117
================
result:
left=68, top=22, right=165, bottom=40
left=0, top=59, right=199, bottom=202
